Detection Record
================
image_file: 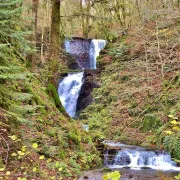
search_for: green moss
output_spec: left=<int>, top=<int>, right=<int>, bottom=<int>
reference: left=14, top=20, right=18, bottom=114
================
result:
left=68, top=131, right=82, bottom=145
left=120, top=75, right=130, bottom=83
left=46, top=127, right=57, bottom=137
left=47, top=83, right=66, bottom=113
left=58, top=150, right=66, bottom=159
left=140, top=114, right=162, bottom=132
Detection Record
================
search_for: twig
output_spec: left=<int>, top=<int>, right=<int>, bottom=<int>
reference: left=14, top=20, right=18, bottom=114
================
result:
left=0, top=134, right=9, bottom=168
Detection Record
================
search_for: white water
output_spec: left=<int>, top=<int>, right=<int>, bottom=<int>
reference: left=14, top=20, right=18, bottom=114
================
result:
left=64, top=40, right=71, bottom=54
left=105, top=146, right=180, bottom=171
left=89, top=39, right=106, bottom=69
left=58, top=72, right=84, bottom=117
left=58, top=39, right=106, bottom=117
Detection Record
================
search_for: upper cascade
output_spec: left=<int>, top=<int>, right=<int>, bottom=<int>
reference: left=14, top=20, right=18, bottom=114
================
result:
left=89, top=39, right=106, bottom=69
left=58, top=37, right=106, bottom=117
left=64, top=37, right=106, bottom=70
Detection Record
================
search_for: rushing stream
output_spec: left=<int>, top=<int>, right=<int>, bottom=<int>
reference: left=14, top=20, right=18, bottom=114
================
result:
left=79, top=141, right=180, bottom=180
left=58, top=38, right=106, bottom=117
left=58, top=38, right=180, bottom=179
left=58, top=72, right=84, bottom=117
left=104, top=141, right=180, bottom=171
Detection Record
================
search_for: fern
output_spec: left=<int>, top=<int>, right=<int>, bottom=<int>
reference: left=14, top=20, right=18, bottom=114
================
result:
left=163, top=133, right=180, bottom=159
left=0, top=0, right=33, bottom=123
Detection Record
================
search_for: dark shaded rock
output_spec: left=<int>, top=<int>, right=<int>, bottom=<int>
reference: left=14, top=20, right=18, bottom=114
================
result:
left=128, top=174, right=133, bottom=178
left=83, top=176, right=89, bottom=179
left=65, top=37, right=92, bottom=69
left=76, top=70, right=98, bottom=114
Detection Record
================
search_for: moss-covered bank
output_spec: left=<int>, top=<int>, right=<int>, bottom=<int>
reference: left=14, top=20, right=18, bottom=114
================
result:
left=80, top=17, right=180, bottom=160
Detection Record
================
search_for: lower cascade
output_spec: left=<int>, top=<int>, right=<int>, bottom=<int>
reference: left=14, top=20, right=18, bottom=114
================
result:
left=58, top=72, right=84, bottom=117
left=104, top=142, right=180, bottom=171
left=58, top=38, right=106, bottom=117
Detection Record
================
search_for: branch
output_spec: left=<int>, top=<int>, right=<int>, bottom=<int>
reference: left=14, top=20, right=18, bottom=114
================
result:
left=0, top=133, right=9, bottom=168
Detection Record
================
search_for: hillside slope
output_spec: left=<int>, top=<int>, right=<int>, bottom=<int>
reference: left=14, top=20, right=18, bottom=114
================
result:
left=0, top=1, right=100, bottom=179
left=0, top=62, right=101, bottom=179
left=81, top=16, right=180, bottom=160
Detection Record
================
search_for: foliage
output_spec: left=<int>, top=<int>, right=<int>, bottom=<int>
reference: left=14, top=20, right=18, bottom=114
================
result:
left=81, top=11, right=180, bottom=157
left=152, top=114, right=180, bottom=159
left=0, top=1, right=100, bottom=179
left=47, top=83, right=66, bottom=112
left=175, top=174, right=180, bottom=180
left=102, top=171, right=121, bottom=180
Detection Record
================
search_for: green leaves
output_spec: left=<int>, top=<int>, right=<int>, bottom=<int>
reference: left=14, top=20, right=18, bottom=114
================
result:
left=102, top=171, right=121, bottom=180
left=32, top=143, right=38, bottom=149
left=175, top=173, right=180, bottom=180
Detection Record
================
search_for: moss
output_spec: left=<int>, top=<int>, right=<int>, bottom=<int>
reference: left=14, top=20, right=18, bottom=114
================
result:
left=58, top=150, right=66, bottom=159
left=68, top=131, right=82, bottom=145
left=27, top=85, right=46, bottom=106
left=120, top=75, right=130, bottom=83
left=47, top=83, right=66, bottom=113
left=140, top=114, right=162, bottom=132
left=0, top=157, right=5, bottom=168
left=46, top=127, right=57, bottom=137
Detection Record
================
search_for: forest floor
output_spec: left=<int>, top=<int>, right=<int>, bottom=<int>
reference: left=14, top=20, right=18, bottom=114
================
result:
left=81, top=17, right=180, bottom=157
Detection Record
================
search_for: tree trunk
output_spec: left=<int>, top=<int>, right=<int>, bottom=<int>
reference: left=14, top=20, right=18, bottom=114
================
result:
left=84, top=0, right=91, bottom=38
left=50, top=0, right=61, bottom=60
left=31, top=0, right=39, bottom=69
left=33, top=0, right=38, bottom=43
left=80, top=0, right=86, bottom=37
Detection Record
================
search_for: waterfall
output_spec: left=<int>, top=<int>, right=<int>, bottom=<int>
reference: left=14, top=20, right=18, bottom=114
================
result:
left=104, top=142, right=180, bottom=171
left=58, top=38, right=106, bottom=117
left=64, top=40, right=71, bottom=54
left=58, top=72, right=84, bottom=117
left=89, top=40, right=106, bottom=69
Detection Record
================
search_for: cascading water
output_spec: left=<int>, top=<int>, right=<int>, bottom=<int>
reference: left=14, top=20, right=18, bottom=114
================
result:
left=89, top=40, right=106, bottom=69
left=58, top=38, right=106, bottom=117
left=58, top=72, right=84, bottom=117
left=104, top=142, right=180, bottom=171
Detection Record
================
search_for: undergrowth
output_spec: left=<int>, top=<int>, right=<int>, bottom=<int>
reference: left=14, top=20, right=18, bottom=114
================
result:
left=0, top=1, right=100, bottom=179
left=80, top=10, right=180, bottom=160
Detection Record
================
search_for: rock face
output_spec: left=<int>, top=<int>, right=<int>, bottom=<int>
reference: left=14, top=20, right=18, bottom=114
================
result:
left=76, top=70, right=99, bottom=114
left=65, top=37, right=92, bottom=69
left=59, top=37, right=106, bottom=117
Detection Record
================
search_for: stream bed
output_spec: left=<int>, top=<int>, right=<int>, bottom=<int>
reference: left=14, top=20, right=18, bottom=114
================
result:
left=78, top=168, right=178, bottom=180
left=79, top=141, right=180, bottom=180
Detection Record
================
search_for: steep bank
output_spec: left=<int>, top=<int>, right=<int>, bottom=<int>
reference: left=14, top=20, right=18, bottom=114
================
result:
left=0, top=61, right=101, bottom=179
left=80, top=17, right=180, bottom=160
left=0, top=4, right=100, bottom=179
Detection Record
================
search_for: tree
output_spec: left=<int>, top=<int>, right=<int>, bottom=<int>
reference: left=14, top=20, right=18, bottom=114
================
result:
left=84, top=0, right=91, bottom=38
left=32, top=0, right=39, bottom=43
left=50, top=0, right=61, bottom=61
left=31, top=0, right=39, bottom=69
left=80, top=0, right=86, bottom=37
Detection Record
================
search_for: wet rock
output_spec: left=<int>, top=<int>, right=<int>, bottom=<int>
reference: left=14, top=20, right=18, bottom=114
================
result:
left=65, top=37, right=92, bottom=69
left=76, top=71, right=98, bottom=114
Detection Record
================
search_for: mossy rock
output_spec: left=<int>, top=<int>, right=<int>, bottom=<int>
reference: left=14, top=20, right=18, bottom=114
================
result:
left=47, top=83, right=66, bottom=113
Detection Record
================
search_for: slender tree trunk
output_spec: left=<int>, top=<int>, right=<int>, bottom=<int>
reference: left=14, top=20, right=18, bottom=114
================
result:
left=31, top=0, right=39, bottom=69
left=84, top=0, right=91, bottom=38
left=80, top=0, right=86, bottom=37
left=50, top=0, right=61, bottom=60
left=41, top=7, right=45, bottom=62
left=33, top=0, right=38, bottom=44
left=136, top=0, right=141, bottom=18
